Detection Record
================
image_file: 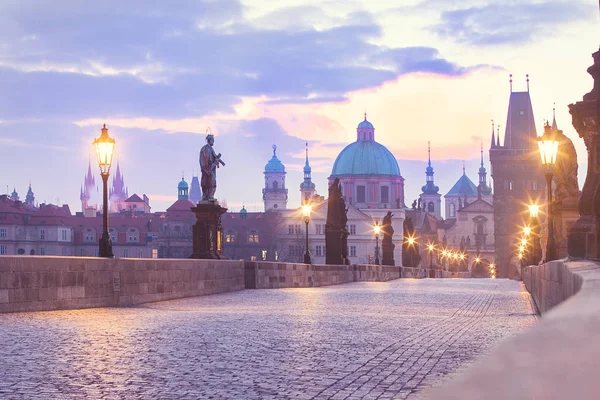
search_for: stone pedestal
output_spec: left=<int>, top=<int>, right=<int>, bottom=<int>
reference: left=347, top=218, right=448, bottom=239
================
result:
left=325, top=226, right=343, bottom=265
left=189, top=201, right=228, bottom=260
left=555, top=199, right=580, bottom=259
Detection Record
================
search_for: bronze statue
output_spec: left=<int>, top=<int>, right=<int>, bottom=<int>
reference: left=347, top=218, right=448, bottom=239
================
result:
left=199, top=133, right=225, bottom=201
left=381, top=211, right=395, bottom=265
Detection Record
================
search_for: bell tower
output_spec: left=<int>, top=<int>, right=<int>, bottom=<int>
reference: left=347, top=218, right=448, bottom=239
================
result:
left=263, top=145, right=288, bottom=211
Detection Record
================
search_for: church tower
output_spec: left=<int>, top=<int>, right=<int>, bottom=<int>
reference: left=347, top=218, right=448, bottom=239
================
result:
left=109, top=161, right=128, bottom=212
left=178, top=177, right=189, bottom=200
left=189, top=174, right=202, bottom=204
left=477, top=143, right=493, bottom=202
left=10, top=188, right=19, bottom=202
left=489, top=75, right=545, bottom=278
left=80, top=160, right=96, bottom=212
left=419, top=142, right=441, bottom=218
left=25, top=183, right=35, bottom=207
left=263, top=145, right=288, bottom=211
left=300, top=143, right=316, bottom=202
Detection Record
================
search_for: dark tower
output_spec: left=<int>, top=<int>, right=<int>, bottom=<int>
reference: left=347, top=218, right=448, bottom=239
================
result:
left=489, top=75, right=545, bottom=278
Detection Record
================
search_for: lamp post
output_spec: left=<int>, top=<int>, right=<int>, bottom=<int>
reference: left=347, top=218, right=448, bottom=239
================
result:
left=527, top=204, right=541, bottom=265
left=301, top=197, right=312, bottom=264
left=93, top=124, right=116, bottom=258
left=427, top=243, right=434, bottom=269
left=373, top=222, right=381, bottom=265
left=538, top=124, right=559, bottom=262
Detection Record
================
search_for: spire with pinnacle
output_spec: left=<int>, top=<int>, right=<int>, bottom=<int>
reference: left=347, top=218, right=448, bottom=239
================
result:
left=490, top=120, right=496, bottom=148
left=552, top=103, right=558, bottom=130
left=300, top=142, right=316, bottom=200
left=421, top=141, right=439, bottom=194
left=478, top=143, right=492, bottom=196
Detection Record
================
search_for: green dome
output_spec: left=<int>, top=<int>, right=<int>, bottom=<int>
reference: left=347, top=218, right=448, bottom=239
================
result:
left=331, top=141, right=401, bottom=176
left=265, top=145, right=285, bottom=173
left=178, top=178, right=188, bottom=189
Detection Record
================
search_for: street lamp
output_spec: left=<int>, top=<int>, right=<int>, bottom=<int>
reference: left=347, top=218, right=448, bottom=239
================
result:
left=527, top=204, right=541, bottom=265
left=373, top=222, right=381, bottom=265
left=93, top=124, right=115, bottom=258
left=427, top=243, right=434, bottom=269
left=301, top=197, right=312, bottom=264
left=538, top=123, right=559, bottom=262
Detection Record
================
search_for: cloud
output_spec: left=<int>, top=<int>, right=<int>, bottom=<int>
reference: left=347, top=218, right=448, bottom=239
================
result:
left=0, top=1, right=484, bottom=121
left=432, top=1, right=595, bottom=46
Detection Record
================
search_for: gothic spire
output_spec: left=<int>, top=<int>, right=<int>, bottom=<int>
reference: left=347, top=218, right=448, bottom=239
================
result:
left=490, top=120, right=496, bottom=148
left=421, top=141, right=439, bottom=194
left=552, top=103, right=558, bottom=130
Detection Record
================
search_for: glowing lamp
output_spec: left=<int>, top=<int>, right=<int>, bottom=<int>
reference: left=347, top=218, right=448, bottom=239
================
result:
left=301, top=203, right=312, bottom=220
left=523, top=226, right=531, bottom=236
left=528, top=204, right=540, bottom=218
left=373, top=223, right=381, bottom=237
left=93, top=124, right=116, bottom=175
left=427, top=244, right=434, bottom=252
left=538, top=126, right=559, bottom=166
left=521, top=238, right=527, bottom=246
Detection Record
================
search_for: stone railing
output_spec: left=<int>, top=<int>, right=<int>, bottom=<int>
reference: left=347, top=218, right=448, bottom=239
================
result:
left=441, top=271, right=471, bottom=278
left=428, top=259, right=600, bottom=399
left=0, top=256, right=244, bottom=313
left=244, top=262, right=430, bottom=289
left=522, top=259, right=584, bottom=314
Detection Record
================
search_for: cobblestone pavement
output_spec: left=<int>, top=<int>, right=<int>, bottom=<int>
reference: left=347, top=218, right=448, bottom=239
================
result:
left=0, top=279, right=536, bottom=399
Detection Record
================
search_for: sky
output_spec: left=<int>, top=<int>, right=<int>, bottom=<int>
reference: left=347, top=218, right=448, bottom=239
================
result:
left=0, top=0, right=598, bottom=215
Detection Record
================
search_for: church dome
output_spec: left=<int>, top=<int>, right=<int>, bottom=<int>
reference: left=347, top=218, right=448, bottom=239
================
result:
left=178, top=178, right=188, bottom=189
left=265, top=145, right=285, bottom=173
left=358, top=119, right=374, bottom=129
left=331, top=141, right=401, bottom=176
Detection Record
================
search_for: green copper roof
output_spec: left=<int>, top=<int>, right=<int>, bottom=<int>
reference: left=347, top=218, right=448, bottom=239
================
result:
left=445, top=173, right=478, bottom=197
left=331, top=141, right=401, bottom=176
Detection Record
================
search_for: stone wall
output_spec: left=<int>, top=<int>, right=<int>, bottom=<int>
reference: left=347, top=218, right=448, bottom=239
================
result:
left=522, top=259, right=585, bottom=314
left=245, top=262, right=413, bottom=289
left=0, top=256, right=244, bottom=313
left=428, top=259, right=600, bottom=399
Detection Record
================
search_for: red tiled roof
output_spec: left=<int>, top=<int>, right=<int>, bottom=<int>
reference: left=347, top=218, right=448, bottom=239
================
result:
left=125, top=194, right=144, bottom=203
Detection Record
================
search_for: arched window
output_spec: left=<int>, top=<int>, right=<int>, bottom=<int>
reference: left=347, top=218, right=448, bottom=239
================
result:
left=248, top=230, right=259, bottom=243
left=449, top=203, right=456, bottom=218
left=84, top=228, right=96, bottom=243
left=225, top=230, right=236, bottom=243
left=428, top=202, right=434, bottom=212
left=127, top=228, right=139, bottom=243
left=273, top=181, right=279, bottom=189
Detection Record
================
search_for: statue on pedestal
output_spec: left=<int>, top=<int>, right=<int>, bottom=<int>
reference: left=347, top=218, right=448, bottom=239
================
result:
left=190, top=130, right=227, bottom=259
left=199, top=132, right=225, bottom=202
left=381, top=211, right=395, bottom=266
left=554, top=127, right=580, bottom=205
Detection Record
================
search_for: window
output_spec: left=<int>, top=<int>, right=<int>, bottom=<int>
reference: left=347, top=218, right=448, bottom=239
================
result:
left=40, top=230, right=45, bottom=240
left=251, top=255, right=257, bottom=261
left=225, top=233, right=236, bottom=243
left=449, top=203, right=456, bottom=218
left=152, top=249, right=158, bottom=259
left=294, top=225, right=301, bottom=235
left=273, top=181, right=279, bottom=189
left=275, top=251, right=279, bottom=261
left=61, top=248, right=67, bottom=256
left=137, top=249, right=144, bottom=258
left=94, top=248, right=99, bottom=257
left=127, top=229, right=139, bottom=243
left=84, top=229, right=95, bottom=242
left=0, top=228, right=6, bottom=238
left=109, top=229, right=116, bottom=242
left=428, top=202, right=434, bottom=212
left=248, top=230, right=259, bottom=243
left=349, top=225, right=356, bottom=235
left=509, top=181, right=514, bottom=191
left=288, top=225, right=294, bottom=234
left=40, top=247, right=46, bottom=255
left=80, top=249, right=85, bottom=256
left=381, top=186, right=389, bottom=203
left=315, top=224, right=322, bottom=235
left=357, top=186, right=366, bottom=203
left=123, top=248, right=129, bottom=257
left=261, top=250, right=267, bottom=261
left=350, top=246, right=357, bottom=257
left=316, top=245, right=322, bottom=256
left=61, top=230, right=68, bottom=241
left=0, top=245, right=6, bottom=255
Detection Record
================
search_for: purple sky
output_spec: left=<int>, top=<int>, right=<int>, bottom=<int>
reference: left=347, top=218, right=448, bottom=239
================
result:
left=0, top=0, right=596, bottom=214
